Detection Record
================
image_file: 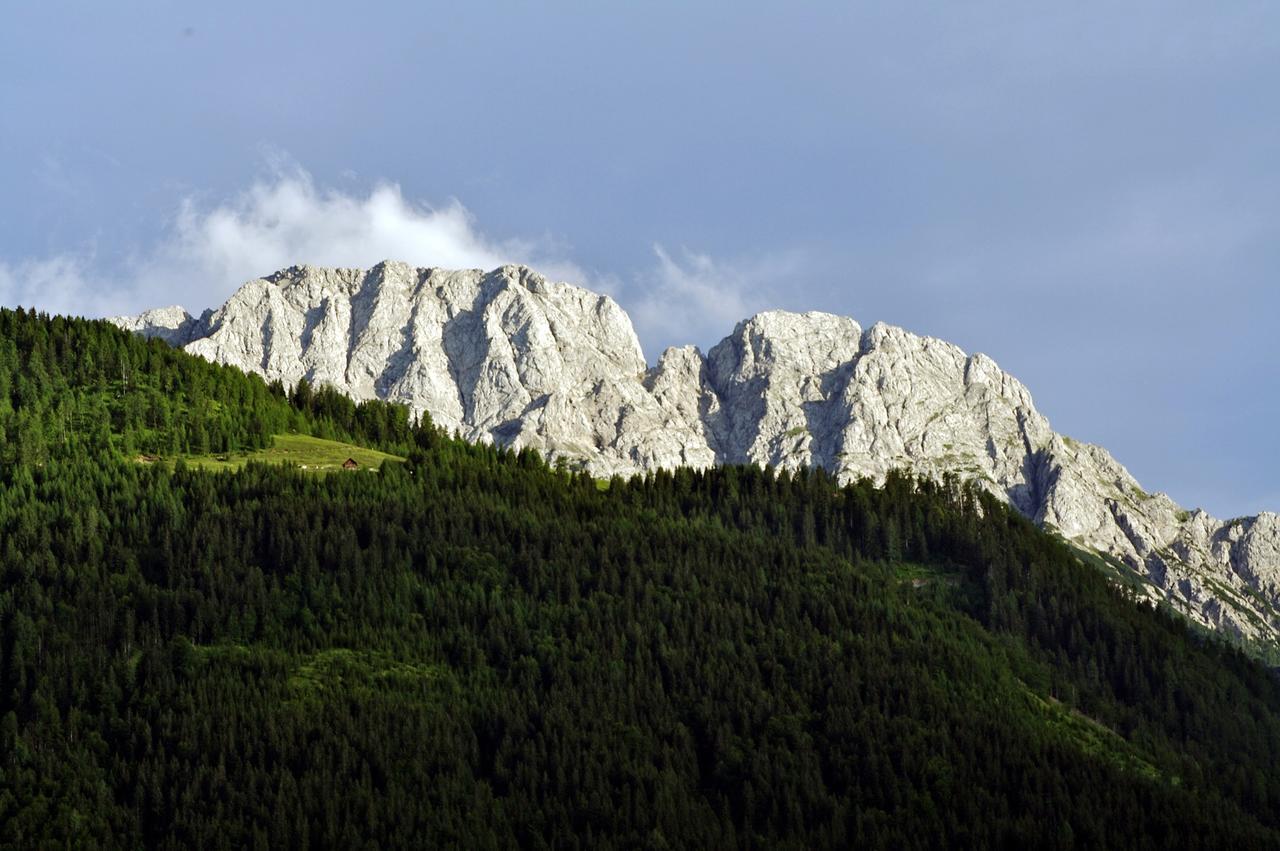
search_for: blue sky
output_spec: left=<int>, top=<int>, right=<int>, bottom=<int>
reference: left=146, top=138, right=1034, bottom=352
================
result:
left=2, top=2, right=1277, bottom=518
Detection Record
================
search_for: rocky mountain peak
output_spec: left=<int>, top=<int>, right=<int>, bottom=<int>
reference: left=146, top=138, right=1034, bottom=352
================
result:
left=109, top=305, right=201, bottom=346
left=111, top=262, right=1280, bottom=646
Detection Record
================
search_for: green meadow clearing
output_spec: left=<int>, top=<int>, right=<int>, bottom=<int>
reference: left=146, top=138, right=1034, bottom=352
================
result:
left=178, top=433, right=404, bottom=473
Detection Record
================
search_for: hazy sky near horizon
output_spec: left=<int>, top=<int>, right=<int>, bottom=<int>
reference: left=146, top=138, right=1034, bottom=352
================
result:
left=1, top=2, right=1277, bottom=518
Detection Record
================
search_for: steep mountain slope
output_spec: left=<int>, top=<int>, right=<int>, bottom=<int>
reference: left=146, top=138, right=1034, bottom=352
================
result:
left=113, top=261, right=1280, bottom=644
left=9, top=305, right=1280, bottom=847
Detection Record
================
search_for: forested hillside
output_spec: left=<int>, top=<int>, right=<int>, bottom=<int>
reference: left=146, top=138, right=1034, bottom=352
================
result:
left=0, top=307, right=415, bottom=464
left=4, top=308, right=1280, bottom=848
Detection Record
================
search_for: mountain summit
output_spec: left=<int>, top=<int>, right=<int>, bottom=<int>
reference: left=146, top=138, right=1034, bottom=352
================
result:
left=113, top=261, right=1280, bottom=643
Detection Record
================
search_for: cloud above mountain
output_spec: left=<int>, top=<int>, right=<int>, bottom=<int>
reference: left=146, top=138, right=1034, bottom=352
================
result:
left=0, top=165, right=783, bottom=360
left=0, top=166, right=589, bottom=320
left=626, top=245, right=803, bottom=357
left=0, top=254, right=103, bottom=318
left=158, top=172, right=519, bottom=289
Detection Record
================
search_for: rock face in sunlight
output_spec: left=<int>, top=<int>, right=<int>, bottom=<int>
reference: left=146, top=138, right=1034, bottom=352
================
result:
left=112, top=261, right=1280, bottom=643
left=109, top=305, right=203, bottom=346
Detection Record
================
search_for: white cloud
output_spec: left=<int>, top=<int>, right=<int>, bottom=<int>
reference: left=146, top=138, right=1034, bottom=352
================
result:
left=134, top=166, right=591, bottom=313
left=625, top=244, right=802, bottom=356
left=1, top=165, right=585, bottom=318
left=0, top=255, right=106, bottom=318
left=0, top=163, right=800, bottom=362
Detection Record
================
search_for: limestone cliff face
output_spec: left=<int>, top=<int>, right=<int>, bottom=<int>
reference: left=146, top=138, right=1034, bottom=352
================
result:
left=112, top=261, right=1280, bottom=643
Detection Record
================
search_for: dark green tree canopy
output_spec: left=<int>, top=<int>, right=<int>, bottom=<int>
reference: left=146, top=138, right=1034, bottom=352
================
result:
left=3, top=309, right=1280, bottom=849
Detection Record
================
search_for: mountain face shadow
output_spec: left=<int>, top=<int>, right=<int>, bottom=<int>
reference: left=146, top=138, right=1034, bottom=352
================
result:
left=1008, top=446, right=1050, bottom=518
left=299, top=303, right=326, bottom=353
left=440, top=272, right=509, bottom=425
left=375, top=311, right=420, bottom=400
left=372, top=271, right=433, bottom=400
left=259, top=311, right=277, bottom=374
left=803, top=360, right=858, bottom=473
left=346, top=273, right=380, bottom=370
left=704, top=335, right=766, bottom=466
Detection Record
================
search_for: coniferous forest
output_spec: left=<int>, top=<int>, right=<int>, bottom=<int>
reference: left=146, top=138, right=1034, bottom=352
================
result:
left=4, top=307, right=1280, bottom=849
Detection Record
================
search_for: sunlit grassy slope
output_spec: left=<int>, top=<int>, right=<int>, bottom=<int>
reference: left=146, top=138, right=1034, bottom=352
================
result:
left=183, top=433, right=404, bottom=473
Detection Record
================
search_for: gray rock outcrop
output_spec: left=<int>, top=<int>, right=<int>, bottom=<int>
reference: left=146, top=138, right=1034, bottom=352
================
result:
left=110, top=261, right=1280, bottom=644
